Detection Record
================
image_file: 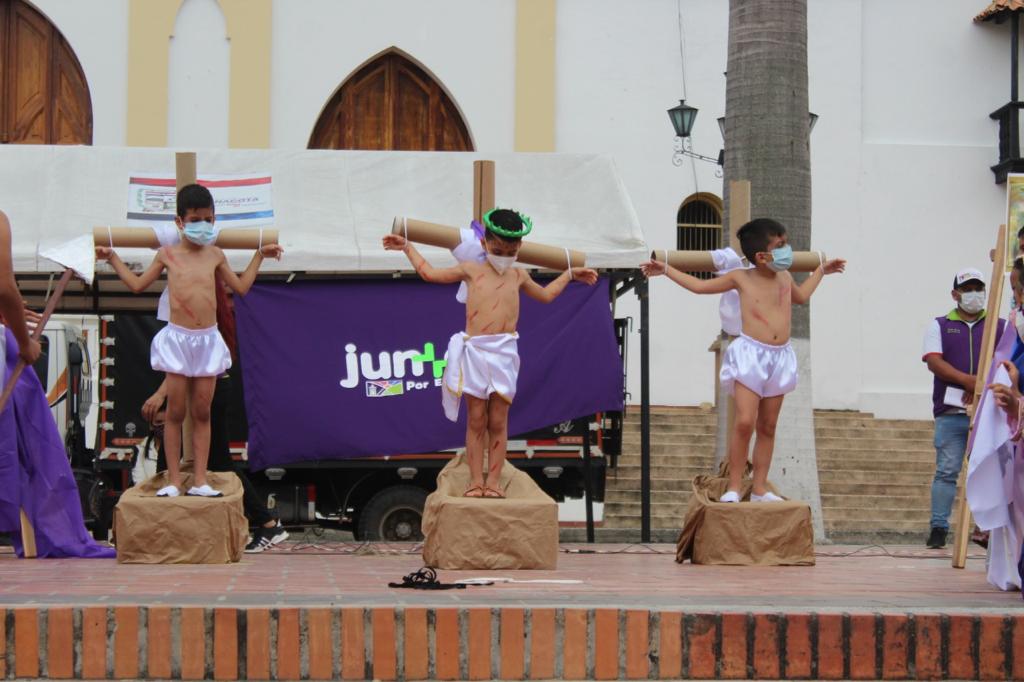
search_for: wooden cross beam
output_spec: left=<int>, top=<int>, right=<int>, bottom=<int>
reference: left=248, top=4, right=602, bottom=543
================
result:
left=92, top=152, right=279, bottom=250
left=393, top=160, right=586, bottom=271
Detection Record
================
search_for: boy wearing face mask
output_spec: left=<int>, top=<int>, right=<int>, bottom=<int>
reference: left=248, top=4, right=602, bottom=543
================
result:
left=96, top=184, right=283, bottom=498
left=642, top=218, right=845, bottom=504
left=921, top=268, right=1006, bottom=548
left=383, top=208, right=598, bottom=498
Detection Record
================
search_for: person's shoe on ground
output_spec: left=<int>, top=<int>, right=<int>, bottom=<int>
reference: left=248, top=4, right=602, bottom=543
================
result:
left=926, top=526, right=947, bottom=549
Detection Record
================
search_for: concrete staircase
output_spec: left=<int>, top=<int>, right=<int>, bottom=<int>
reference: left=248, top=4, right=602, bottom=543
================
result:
left=601, top=407, right=940, bottom=544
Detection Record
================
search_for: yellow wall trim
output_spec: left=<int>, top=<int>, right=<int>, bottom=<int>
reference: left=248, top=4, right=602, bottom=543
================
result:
left=514, top=0, right=556, bottom=152
left=126, top=0, right=178, bottom=147
left=127, top=0, right=272, bottom=149
left=221, top=0, right=272, bottom=149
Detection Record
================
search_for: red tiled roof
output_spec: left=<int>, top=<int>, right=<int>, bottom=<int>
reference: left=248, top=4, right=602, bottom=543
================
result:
left=975, top=0, right=1024, bottom=23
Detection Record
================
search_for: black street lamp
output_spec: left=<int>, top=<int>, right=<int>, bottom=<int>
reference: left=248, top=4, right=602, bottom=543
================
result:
left=975, top=1, right=1024, bottom=183
left=667, top=100, right=698, bottom=138
left=669, top=99, right=720, bottom=172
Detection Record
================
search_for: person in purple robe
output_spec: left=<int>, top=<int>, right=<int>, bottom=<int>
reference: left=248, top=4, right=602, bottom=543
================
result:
left=0, top=210, right=114, bottom=559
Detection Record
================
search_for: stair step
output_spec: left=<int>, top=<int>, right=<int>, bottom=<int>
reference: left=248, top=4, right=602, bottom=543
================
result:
left=817, top=482, right=934, bottom=496
left=605, top=489, right=693, bottom=504
left=815, top=457, right=935, bottom=472
left=820, top=493, right=931, bottom=509
left=815, top=438, right=934, bottom=452
left=818, top=470, right=933, bottom=485
left=814, top=427, right=933, bottom=440
left=821, top=506, right=933, bottom=522
left=617, top=439, right=718, bottom=453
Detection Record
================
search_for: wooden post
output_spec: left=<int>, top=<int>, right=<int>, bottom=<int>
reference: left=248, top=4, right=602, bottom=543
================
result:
left=723, top=180, right=751, bottom=452
left=176, top=152, right=196, bottom=463
left=473, top=160, right=496, bottom=223
left=951, top=224, right=1008, bottom=569
left=176, top=152, right=197, bottom=191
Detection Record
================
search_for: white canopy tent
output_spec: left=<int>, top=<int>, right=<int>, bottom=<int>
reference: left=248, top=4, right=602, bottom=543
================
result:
left=0, top=145, right=660, bottom=543
left=0, top=146, right=649, bottom=275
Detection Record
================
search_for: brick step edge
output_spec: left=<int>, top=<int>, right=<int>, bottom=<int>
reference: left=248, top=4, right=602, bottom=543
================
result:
left=1, top=606, right=1020, bottom=680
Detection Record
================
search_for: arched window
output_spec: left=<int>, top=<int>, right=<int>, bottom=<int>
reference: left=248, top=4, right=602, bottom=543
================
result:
left=308, top=50, right=473, bottom=151
left=0, top=0, right=92, bottom=144
left=677, top=193, right=723, bottom=279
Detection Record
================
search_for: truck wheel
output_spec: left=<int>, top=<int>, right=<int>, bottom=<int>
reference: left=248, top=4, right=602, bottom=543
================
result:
left=357, top=486, right=428, bottom=541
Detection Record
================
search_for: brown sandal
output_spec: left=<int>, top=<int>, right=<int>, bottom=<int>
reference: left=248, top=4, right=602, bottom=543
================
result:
left=482, top=486, right=506, bottom=499
left=464, top=485, right=485, bottom=498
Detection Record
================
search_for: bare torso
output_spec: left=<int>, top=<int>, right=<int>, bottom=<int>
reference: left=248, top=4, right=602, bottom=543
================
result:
left=735, top=269, right=793, bottom=345
left=462, top=261, right=522, bottom=336
left=159, top=243, right=224, bottom=329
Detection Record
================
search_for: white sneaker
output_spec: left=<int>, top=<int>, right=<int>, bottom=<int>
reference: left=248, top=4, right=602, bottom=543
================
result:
left=186, top=484, right=223, bottom=498
left=156, top=485, right=180, bottom=497
left=719, top=490, right=741, bottom=503
left=751, top=491, right=784, bottom=502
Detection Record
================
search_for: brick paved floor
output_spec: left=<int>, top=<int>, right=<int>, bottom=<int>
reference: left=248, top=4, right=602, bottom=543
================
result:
left=0, top=543, right=1019, bottom=613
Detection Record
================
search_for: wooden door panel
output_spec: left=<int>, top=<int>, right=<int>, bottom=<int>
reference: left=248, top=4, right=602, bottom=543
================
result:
left=0, top=0, right=91, bottom=145
left=52, top=41, right=91, bottom=143
left=345, top=62, right=389, bottom=150
left=309, top=52, right=472, bottom=152
left=7, top=2, right=50, bottom=144
left=392, top=65, right=431, bottom=150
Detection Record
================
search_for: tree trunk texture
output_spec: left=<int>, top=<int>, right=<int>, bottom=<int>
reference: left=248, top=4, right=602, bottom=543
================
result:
left=720, top=0, right=824, bottom=538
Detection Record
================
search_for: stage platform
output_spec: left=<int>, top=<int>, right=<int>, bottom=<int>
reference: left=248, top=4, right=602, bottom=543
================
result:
left=1, top=543, right=1022, bottom=680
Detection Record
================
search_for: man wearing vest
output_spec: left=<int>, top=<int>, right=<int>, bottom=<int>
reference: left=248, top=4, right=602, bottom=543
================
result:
left=922, top=267, right=1005, bottom=549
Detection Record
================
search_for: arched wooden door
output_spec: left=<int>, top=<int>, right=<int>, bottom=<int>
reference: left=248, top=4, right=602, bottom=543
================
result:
left=309, top=51, right=472, bottom=151
left=0, top=0, right=92, bottom=144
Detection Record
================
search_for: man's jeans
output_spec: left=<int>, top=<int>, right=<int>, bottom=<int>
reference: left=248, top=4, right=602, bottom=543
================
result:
left=931, top=413, right=970, bottom=530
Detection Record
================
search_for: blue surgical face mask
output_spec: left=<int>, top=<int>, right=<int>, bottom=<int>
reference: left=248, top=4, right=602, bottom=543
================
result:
left=767, top=244, right=793, bottom=272
left=182, top=220, right=216, bottom=246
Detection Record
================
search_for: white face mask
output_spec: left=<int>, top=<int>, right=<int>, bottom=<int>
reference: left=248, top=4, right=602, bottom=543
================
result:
left=486, top=253, right=516, bottom=274
left=1015, top=309, right=1024, bottom=342
left=958, top=290, right=986, bottom=315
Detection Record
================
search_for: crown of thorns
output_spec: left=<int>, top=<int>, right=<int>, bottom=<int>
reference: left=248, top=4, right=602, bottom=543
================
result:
left=482, top=207, right=533, bottom=238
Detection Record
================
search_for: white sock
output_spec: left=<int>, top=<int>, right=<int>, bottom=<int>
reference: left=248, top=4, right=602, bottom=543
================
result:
left=751, top=491, right=784, bottom=502
left=187, top=484, right=223, bottom=498
left=156, top=485, right=180, bottom=497
left=719, top=490, right=741, bottom=503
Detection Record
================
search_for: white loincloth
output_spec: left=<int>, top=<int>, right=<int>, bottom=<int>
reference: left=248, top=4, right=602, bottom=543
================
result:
left=151, top=323, right=232, bottom=377
left=720, top=334, right=798, bottom=398
left=441, top=332, right=520, bottom=421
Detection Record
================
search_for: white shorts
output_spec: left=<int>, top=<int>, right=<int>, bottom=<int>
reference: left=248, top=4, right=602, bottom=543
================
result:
left=151, top=323, right=232, bottom=378
left=720, top=334, right=798, bottom=398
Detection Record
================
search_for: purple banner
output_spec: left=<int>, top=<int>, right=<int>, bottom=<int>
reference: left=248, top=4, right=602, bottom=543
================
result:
left=234, top=278, right=623, bottom=469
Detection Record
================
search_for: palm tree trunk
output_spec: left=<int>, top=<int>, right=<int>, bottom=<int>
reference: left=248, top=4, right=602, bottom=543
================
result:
left=720, top=0, right=824, bottom=538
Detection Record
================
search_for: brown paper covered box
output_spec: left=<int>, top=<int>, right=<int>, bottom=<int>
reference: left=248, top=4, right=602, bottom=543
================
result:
left=676, top=471, right=815, bottom=566
left=422, top=454, right=558, bottom=570
left=113, top=470, right=248, bottom=564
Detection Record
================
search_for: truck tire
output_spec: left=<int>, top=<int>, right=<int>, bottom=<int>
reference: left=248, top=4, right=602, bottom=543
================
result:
left=357, top=485, right=428, bottom=541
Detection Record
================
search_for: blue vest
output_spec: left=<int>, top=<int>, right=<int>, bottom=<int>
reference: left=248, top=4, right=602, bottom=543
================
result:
left=932, top=310, right=1005, bottom=417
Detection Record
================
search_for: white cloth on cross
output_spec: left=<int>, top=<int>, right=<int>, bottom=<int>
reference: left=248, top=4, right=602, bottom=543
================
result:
left=451, top=228, right=486, bottom=304
left=711, top=247, right=749, bottom=336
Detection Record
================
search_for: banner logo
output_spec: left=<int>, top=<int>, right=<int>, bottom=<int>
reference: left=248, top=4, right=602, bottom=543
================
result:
left=340, top=342, right=447, bottom=396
